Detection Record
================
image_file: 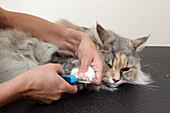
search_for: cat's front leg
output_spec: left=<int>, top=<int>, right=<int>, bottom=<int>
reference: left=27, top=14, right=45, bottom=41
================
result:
left=71, top=66, right=104, bottom=91
left=71, top=66, right=95, bottom=83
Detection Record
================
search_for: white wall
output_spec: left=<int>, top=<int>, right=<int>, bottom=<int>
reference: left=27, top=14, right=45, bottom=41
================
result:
left=0, top=0, right=170, bottom=46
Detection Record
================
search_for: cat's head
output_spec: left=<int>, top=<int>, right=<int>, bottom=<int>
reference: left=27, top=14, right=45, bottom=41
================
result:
left=96, top=24, right=152, bottom=88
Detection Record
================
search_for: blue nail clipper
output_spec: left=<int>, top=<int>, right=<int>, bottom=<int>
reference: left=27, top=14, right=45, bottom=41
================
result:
left=60, top=75, right=77, bottom=84
left=60, top=75, right=91, bottom=84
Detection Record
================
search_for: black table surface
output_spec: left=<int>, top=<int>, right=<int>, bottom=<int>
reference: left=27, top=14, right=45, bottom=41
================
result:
left=0, top=47, right=170, bottom=113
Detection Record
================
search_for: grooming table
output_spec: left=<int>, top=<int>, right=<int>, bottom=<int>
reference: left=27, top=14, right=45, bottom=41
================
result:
left=0, top=47, right=170, bottom=113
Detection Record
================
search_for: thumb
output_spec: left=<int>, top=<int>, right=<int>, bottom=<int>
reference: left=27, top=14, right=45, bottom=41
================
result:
left=78, top=56, right=92, bottom=77
left=65, top=84, right=77, bottom=94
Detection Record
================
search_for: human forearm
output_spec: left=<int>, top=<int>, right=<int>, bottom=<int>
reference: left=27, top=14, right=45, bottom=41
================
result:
left=0, top=74, right=29, bottom=107
left=1, top=7, right=84, bottom=52
left=0, top=7, right=8, bottom=28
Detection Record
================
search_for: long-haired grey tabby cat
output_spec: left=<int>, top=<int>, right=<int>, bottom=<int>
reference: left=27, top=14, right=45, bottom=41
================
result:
left=0, top=19, right=152, bottom=91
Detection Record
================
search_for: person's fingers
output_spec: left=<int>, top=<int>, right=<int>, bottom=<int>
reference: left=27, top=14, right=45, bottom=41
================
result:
left=91, top=71, right=102, bottom=85
left=57, top=67, right=65, bottom=75
left=28, top=96, right=53, bottom=104
left=57, top=75, right=77, bottom=94
left=91, top=54, right=104, bottom=85
left=78, top=55, right=92, bottom=78
left=64, top=84, right=78, bottom=94
left=91, top=67, right=103, bottom=85
left=49, top=63, right=65, bottom=75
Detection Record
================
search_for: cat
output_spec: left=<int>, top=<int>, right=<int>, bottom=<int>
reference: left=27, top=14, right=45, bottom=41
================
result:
left=0, top=19, right=152, bottom=91
left=53, top=19, right=153, bottom=91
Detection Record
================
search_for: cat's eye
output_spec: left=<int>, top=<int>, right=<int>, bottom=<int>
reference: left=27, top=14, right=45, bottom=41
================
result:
left=107, top=63, right=112, bottom=68
left=121, top=68, right=130, bottom=72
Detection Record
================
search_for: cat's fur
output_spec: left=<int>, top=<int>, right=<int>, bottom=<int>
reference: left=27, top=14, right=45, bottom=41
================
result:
left=0, top=19, right=152, bottom=91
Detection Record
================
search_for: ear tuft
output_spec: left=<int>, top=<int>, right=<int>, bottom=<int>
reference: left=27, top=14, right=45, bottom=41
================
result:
left=133, top=35, right=150, bottom=52
left=96, top=23, right=109, bottom=44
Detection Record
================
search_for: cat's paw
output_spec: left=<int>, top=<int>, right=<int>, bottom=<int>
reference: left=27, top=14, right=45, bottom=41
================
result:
left=71, top=66, right=95, bottom=83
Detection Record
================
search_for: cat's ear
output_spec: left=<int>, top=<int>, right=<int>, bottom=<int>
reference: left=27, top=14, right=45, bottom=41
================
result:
left=133, top=35, right=149, bottom=52
left=96, top=23, right=110, bottom=44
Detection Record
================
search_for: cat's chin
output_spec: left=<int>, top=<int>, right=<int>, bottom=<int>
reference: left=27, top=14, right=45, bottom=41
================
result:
left=106, top=83, right=119, bottom=88
left=102, top=78, right=123, bottom=88
left=101, top=81, right=120, bottom=88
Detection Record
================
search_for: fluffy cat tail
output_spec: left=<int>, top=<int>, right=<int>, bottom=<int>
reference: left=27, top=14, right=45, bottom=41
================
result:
left=134, top=69, right=153, bottom=85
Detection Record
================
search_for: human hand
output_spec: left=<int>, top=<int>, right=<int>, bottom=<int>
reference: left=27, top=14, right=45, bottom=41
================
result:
left=76, top=34, right=104, bottom=85
left=21, top=63, right=77, bottom=104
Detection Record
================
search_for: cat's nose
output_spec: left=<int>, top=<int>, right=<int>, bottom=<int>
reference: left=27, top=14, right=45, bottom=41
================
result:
left=112, top=79, right=119, bottom=83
